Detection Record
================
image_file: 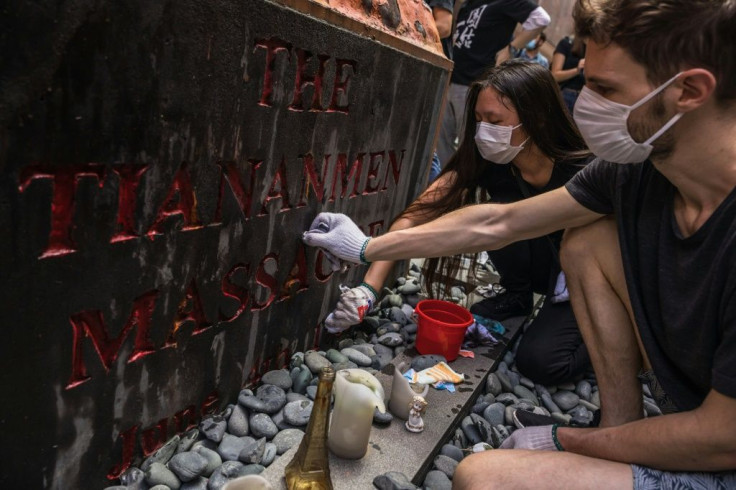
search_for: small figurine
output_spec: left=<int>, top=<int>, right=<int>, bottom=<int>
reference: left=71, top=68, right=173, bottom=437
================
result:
left=405, top=395, right=428, bottom=433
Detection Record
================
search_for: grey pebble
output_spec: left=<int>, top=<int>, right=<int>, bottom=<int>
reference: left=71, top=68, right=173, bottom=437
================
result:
left=149, top=486, right=173, bottom=490
left=453, top=428, right=468, bottom=448
left=291, top=365, right=313, bottom=395
left=502, top=351, right=515, bottom=366
left=337, top=338, right=354, bottom=350
left=388, top=307, right=408, bottom=325
left=483, top=403, right=506, bottom=427
left=378, top=332, right=404, bottom=347
left=496, top=370, right=513, bottom=392
left=558, top=382, right=576, bottom=391
left=398, top=282, right=421, bottom=295
left=273, top=428, right=305, bottom=454
left=535, top=384, right=550, bottom=396
left=460, top=416, right=482, bottom=445
left=504, top=406, right=516, bottom=426
left=261, top=369, right=293, bottom=391
left=472, top=401, right=490, bottom=415
left=644, top=399, right=662, bottom=417
left=439, top=443, right=464, bottom=462
left=519, top=377, right=535, bottom=389
left=351, top=343, right=377, bottom=357
left=286, top=392, right=310, bottom=403
left=579, top=399, right=599, bottom=412
left=591, top=390, right=601, bottom=408
left=207, top=460, right=244, bottom=490
left=373, top=471, right=417, bottom=490
left=217, top=434, right=252, bottom=462
left=480, top=393, right=496, bottom=404
left=168, top=452, right=208, bottom=482
left=541, top=393, right=562, bottom=414
left=373, top=406, right=394, bottom=424
left=306, top=385, right=318, bottom=400
left=181, top=476, right=208, bottom=490
left=304, top=351, right=331, bottom=374
left=289, top=352, right=304, bottom=370
left=513, top=385, right=539, bottom=406
left=261, top=442, right=278, bottom=466
left=249, top=413, right=279, bottom=439
left=120, top=467, right=146, bottom=487
left=103, top=487, right=128, bottom=490
left=240, top=464, right=265, bottom=476
left=192, top=446, right=221, bottom=477
left=575, top=380, right=592, bottom=401
left=552, top=391, right=580, bottom=411
left=470, top=413, right=492, bottom=443
left=485, top=373, right=502, bottom=396
left=227, top=404, right=249, bottom=437
left=201, top=416, right=227, bottom=443
left=241, top=384, right=287, bottom=414
left=423, top=470, right=452, bottom=490
left=433, top=454, right=458, bottom=479
left=177, top=429, right=200, bottom=454
left=283, top=399, right=313, bottom=426
left=551, top=412, right=572, bottom=425
left=271, top=408, right=297, bottom=431
left=331, top=361, right=359, bottom=371
left=192, top=439, right=218, bottom=452
left=495, top=393, right=519, bottom=406
left=411, top=355, right=447, bottom=372
left=506, top=370, right=521, bottom=389
left=403, top=323, right=418, bottom=334
left=239, top=437, right=266, bottom=464
left=325, top=349, right=348, bottom=364
left=141, top=435, right=180, bottom=471
left=340, top=348, right=373, bottom=366
left=145, top=462, right=181, bottom=490
left=497, top=361, right=509, bottom=374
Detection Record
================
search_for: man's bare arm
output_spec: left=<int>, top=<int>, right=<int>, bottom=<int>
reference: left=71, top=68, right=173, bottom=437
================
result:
left=558, top=390, right=736, bottom=472
left=365, top=187, right=603, bottom=262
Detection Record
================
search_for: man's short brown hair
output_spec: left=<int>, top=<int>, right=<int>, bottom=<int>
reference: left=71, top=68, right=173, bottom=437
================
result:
left=574, top=0, right=736, bottom=102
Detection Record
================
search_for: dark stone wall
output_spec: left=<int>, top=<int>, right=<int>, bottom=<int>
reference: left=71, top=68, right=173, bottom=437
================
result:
left=0, top=0, right=449, bottom=487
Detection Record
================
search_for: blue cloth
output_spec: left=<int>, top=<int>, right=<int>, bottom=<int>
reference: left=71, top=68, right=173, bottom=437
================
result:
left=428, top=151, right=442, bottom=183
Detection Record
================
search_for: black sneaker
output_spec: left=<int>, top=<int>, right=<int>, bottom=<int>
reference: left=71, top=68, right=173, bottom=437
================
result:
left=470, top=290, right=533, bottom=321
left=512, top=409, right=560, bottom=429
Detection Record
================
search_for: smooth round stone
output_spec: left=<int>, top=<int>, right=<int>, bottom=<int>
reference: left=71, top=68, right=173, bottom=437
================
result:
left=552, top=391, right=580, bottom=411
left=141, top=435, right=180, bottom=471
left=180, top=476, right=208, bottom=490
left=400, top=304, right=414, bottom=318
left=303, top=351, right=330, bottom=374
left=433, top=454, right=458, bottom=479
left=289, top=352, right=304, bottom=370
left=149, top=486, right=172, bottom=490
left=388, top=307, right=408, bottom=325
left=373, top=407, right=394, bottom=424
left=273, top=428, right=304, bottom=455
left=506, top=370, right=521, bottom=389
left=533, top=406, right=550, bottom=416
left=168, top=452, right=208, bottom=482
left=121, top=467, right=146, bottom=487
left=306, top=385, right=318, bottom=400
left=551, top=412, right=572, bottom=425
left=176, top=429, right=199, bottom=454
left=261, top=442, right=278, bottom=466
left=405, top=294, right=421, bottom=308
left=394, top=346, right=406, bottom=357
left=423, top=470, right=452, bottom=490
left=411, top=355, right=447, bottom=372
left=579, top=399, right=599, bottom=412
left=207, top=461, right=244, bottom=490
left=398, top=282, right=421, bottom=295
left=644, top=399, right=662, bottom=417
left=513, top=385, right=539, bottom=406
left=472, top=401, right=491, bottom=415
left=227, top=404, right=249, bottom=437
left=495, top=393, right=519, bottom=406
left=546, top=385, right=558, bottom=394
left=239, top=464, right=265, bottom=476
left=480, top=393, right=496, bottom=404
left=575, top=380, right=592, bottom=401
left=485, top=373, right=502, bottom=396
left=483, top=403, right=506, bottom=427
left=504, top=406, right=516, bottom=426
left=519, top=377, right=535, bottom=390
left=104, top=486, right=128, bottom=490
left=497, top=361, right=509, bottom=374
left=145, top=462, right=181, bottom=490
left=377, top=332, right=404, bottom=347
left=472, top=442, right=492, bottom=453
left=331, top=360, right=359, bottom=371
left=541, top=393, right=561, bottom=414
left=325, top=349, right=348, bottom=364
left=387, top=294, right=404, bottom=307
left=192, top=439, right=218, bottom=452
left=535, top=384, right=550, bottom=396
left=373, top=471, right=417, bottom=490
left=272, top=408, right=297, bottom=431
left=372, top=353, right=392, bottom=370
left=283, top=399, right=313, bottom=426
left=403, top=323, right=418, bottom=335
left=453, top=428, right=468, bottom=448
left=558, top=382, right=576, bottom=391
left=496, top=370, right=513, bottom=392
left=470, top=413, right=492, bottom=442
left=217, top=434, right=251, bottom=462
left=249, top=413, right=278, bottom=439
left=192, top=446, right=221, bottom=477
left=239, top=437, right=266, bottom=464
left=285, top=392, right=309, bottom=403
left=363, top=315, right=381, bottom=330
left=200, top=416, right=227, bottom=443
left=239, top=384, right=287, bottom=414
left=502, top=351, right=515, bottom=366
left=350, top=343, right=377, bottom=357
left=515, top=400, right=535, bottom=412
left=220, top=405, right=234, bottom=420
left=261, top=370, right=293, bottom=391
left=460, top=416, right=482, bottom=445
left=337, top=338, right=354, bottom=350
left=376, top=323, right=398, bottom=337
left=591, top=390, right=601, bottom=408
left=439, top=443, right=464, bottom=462
left=341, top=348, right=372, bottom=366
left=372, top=343, right=394, bottom=357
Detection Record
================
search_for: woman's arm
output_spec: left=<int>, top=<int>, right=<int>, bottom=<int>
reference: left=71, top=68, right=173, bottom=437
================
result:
left=551, top=53, right=584, bottom=83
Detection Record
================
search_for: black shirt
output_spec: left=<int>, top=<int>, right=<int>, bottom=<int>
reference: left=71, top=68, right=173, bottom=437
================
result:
left=555, top=37, right=585, bottom=92
left=427, top=0, right=454, bottom=59
left=566, top=159, right=736, bottom=411
left=452, top=0, right=538, bottom=86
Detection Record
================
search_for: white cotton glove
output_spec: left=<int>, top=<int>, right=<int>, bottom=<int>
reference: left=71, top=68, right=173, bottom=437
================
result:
left=499, top=425, right=562, bottom=451
left=324, top=284, right=377, bottom=333
left=302, top=213, right=371, bottom=267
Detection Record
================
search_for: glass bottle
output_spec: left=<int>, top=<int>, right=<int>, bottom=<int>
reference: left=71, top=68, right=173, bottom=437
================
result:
left=284, top=366, right=335, bottom=490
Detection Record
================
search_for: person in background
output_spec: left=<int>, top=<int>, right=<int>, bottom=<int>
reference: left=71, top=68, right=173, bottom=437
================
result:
left=435, top=0, right=550, bottom=169
left=322, top=60, right=592, bottom=387
left=552, top=34, right=586, bottom=114
left=517, top=32, right=549, bottom=69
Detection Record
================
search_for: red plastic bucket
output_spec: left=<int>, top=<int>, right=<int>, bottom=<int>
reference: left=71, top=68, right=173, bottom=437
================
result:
left=414, top=299, right=473, bottom=361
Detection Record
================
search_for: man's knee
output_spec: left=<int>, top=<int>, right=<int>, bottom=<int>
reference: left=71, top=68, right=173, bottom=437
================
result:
left=560, top=216, right=617, bottom=273
left=454, top=453, right=497, bottom=489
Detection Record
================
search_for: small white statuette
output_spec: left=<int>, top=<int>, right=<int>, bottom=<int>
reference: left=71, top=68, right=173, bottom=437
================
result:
left=405, top=395, right=428, bottom=433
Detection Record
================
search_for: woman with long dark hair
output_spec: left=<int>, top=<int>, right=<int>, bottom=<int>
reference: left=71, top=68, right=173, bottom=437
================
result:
left=327, top=59, right=592, bottom=385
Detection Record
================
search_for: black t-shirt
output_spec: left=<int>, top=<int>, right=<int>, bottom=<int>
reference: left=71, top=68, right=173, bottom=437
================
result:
left=452, top=0, right=538, bottom=85
left=566, top=159, right=736, bottom=411
left=427, top=0, right=454, bottom=59
left=555, top=37, right=585, bottom=92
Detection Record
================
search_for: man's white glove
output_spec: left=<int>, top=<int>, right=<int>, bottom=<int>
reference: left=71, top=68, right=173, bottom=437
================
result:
left=324, top=284, right=378, bottom=334
left=303, top=213, right=371, bottom=268
left=499, top=425, right=563, bottom=451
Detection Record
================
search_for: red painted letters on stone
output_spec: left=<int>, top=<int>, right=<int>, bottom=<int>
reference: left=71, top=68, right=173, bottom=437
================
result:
left=110, top=164, right=149, bottom=243
left=146, top=162, right=202, bottom=237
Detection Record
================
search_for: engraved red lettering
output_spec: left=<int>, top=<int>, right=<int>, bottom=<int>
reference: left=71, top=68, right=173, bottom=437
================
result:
left=254, top=38, right=292, bottom=107
left=173, top=405, right=198, bottom=432
left=381, top=149, right=405, bottom=191
left=297, top=153, right=329, bottom=207
left=289, top=49, right=329, bottom=111
left=141, top=418, right=168, bottom=456
left=67, top=290, right=158, bottom=389
left=368, top=219, right=385, bottom=236
left=147, top=162, right=202, bottom=237
left=107, top=424, right=139, bottom=480
left=18, top=164, right=106, bottom=258
left=220, top=263, right=251, bottom=322
left=251, top=253, right=278, bottom=310
left=314, top=249, right=335, bottom=283
left=279, top=244, right=308, bottom=301
left=200, top=390, right=220, bottom=416
left=328, top=59, right=356, bottom=114
left=110, top=164, right=149, bottom=243
left=165, top=280, right=212, bottom=348
left=258, top=157, right=292, bottom=215
left=276, top=347, right=291, bottom=370
left=214, top=159, right=263, bottom=223
left=364, top=151, right=384, bottom=194
left=329, top=152, right=364, bottom=201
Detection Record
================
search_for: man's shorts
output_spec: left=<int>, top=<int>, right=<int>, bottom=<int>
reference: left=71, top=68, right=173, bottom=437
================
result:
left=632, top=465, right=736, bottom=489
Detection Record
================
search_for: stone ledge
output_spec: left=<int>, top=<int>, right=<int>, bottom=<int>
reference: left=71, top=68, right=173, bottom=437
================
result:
left=262, top=316, right=526, bottom=489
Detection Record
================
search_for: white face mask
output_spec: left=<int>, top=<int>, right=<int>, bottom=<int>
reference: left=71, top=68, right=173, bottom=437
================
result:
left=573, top=72, right=683, bottom=164
left=474, top=122, right=528, bottom=164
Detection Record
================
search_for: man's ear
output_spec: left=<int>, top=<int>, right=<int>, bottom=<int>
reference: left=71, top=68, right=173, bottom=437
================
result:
left=675, top=68, right=717, bottom=113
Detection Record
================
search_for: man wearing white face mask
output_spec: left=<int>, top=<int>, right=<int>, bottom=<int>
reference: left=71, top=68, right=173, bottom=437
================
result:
left=304, top=0, right=736, bottom=487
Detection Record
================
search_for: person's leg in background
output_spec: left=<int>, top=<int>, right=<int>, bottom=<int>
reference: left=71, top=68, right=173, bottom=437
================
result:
left=435, top=83, right=469, bottom=165
left=427, top=151, right=442, bottom=183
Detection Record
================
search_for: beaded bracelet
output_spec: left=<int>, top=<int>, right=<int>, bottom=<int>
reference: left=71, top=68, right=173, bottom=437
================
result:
left=359, top=238, right=371, bottom=265
left=551, top=424, right=565, bottom=451
left=359, top=282, right=378, bottom=300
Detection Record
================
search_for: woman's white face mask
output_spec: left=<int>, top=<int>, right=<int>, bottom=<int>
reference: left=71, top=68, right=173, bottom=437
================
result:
left=474, top=122, right=528, bottom=164
left=573, top=72, right=683, bottom=164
